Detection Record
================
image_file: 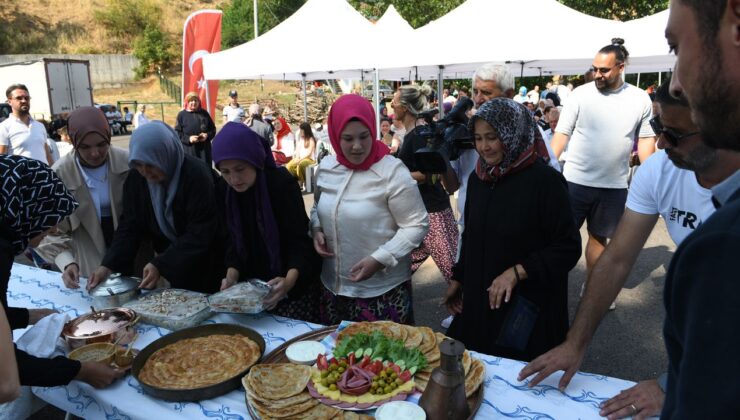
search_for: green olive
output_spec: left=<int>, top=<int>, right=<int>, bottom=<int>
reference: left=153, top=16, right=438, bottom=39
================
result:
left=320, top=370, right=329, bottom=378
left=384, top=386, right=392, bottom=394
left=395, top=378, right=403, bottom=386
left=329, top=384, right=337, bottom=391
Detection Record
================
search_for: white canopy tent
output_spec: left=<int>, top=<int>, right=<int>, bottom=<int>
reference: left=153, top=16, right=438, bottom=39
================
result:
left=202, top=0, right=376, bottom=81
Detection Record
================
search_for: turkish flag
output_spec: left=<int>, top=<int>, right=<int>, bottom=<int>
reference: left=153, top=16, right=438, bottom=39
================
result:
left=182, top=10, right=222, bottom=119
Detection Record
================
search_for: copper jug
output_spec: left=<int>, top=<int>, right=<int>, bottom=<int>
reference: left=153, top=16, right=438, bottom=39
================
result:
left=418, top=338, right=470, bottom=420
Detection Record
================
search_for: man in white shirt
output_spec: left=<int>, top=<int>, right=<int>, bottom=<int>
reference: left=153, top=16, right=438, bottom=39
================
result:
left=520, top=78, right=722, bottom=418
left=0, top=84, right=53, bottom=165
left=222, top=90, right=245, bottom=123
left=551, top=41, right=656, bottom=297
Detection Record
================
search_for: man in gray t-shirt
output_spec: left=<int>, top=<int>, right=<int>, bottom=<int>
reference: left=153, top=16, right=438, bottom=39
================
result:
left=245, top=103, right=274, bottom=146
left=551, top=41, right=655, bottom=305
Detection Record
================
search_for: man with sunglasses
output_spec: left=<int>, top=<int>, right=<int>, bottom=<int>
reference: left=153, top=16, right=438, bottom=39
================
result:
left=0, top=84, right=53, bottom=165
left=550, top=39, right=656, bottom=311
left=520, top=77, right=724, bottom=419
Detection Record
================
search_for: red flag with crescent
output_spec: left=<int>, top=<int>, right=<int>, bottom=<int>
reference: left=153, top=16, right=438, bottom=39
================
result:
left=182, top=10, right=222, bottom=119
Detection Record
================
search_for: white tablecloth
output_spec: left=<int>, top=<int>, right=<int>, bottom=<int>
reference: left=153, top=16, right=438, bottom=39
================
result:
left=8, top=263, right=638, bottom=419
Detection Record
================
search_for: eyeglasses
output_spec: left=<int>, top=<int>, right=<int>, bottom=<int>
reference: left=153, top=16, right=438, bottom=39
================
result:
left=649, top=115, right=700, bottom=147
left=589, top=64, right=622, bottom=75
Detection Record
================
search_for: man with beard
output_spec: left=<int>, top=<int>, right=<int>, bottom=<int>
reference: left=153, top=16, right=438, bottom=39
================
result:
left=519, top=78, right=730, bottom=419
left=551, top=39, right=656, bottom=310
left=0, top=84, right=53, bottom=165
left=659, top=0, right=740, bottom=417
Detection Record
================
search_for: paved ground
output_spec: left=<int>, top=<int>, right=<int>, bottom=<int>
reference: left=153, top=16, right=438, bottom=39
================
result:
left=28, top=134, right=671, bottom=418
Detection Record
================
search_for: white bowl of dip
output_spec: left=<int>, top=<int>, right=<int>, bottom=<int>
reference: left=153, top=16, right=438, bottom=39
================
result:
left=285, top=340, right=327, bottom=365
left=375, top=401, right=426, bottom=420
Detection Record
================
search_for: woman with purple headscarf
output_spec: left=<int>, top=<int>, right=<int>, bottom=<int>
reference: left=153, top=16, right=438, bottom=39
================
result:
left=212, top=122, right=321, bottom=322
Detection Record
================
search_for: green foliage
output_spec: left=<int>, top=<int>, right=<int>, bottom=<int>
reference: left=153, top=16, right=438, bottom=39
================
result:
left=133, top=26, right=176, bottom=78
left=349, top=0, right=465, bottom=28
left=94, top=0, right=162, bottom=52
left=558, top=0, right=669, bottom=20
left=220, top=0, right=306, bottom=48
left=0, top=6, right=83, bottom=54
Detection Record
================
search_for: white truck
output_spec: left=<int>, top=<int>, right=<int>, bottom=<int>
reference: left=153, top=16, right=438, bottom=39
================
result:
left=0, top=58, right=94, bottom=121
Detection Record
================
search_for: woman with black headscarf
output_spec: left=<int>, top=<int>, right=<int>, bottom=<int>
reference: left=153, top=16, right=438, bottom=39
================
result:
left=212, top=122, right=322, bottom=322
left=0, top=155, right=124, bottom=388
left=88, top=121, right=224, bottom=293
left=444, top=98, right=581, bottom=361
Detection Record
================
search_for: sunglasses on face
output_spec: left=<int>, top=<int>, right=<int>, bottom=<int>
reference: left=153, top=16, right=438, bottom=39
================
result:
left=649, top=115, right=700, bottom=147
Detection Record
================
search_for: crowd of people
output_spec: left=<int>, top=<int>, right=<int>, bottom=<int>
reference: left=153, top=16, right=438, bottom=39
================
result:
left=1, top=1, right=739, bottom=417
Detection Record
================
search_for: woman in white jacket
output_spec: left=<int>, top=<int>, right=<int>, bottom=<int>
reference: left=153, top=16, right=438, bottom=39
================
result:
left=311, top=94, right=428, bottom=325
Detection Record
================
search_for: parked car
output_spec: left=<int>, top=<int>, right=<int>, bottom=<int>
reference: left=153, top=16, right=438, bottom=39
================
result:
left=363, top=83, right=394, bottom=100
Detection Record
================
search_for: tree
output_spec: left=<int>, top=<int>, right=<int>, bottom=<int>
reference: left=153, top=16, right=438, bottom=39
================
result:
left=133, top=26, right=176, bottom=78
left=220, top=0, right=306, bottom=49
left=558, top=0, right=669, bottom=20
left=349, top=0, right=464, bottom=28
left=94, top=0, right=162, bottom=53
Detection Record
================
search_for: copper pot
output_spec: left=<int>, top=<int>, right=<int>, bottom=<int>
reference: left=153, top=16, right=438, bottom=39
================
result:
left=62, top=307, right=138, bottom=349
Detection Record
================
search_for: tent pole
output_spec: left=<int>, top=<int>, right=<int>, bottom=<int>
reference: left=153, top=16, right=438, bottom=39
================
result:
left=520, top=61, right=524, bottom=80
left=636, top=73, right=641, bottom=88
left=253, top=0, right=259, bottom=38
left=374, top=68, right=380, bottom=140
left=438, top=66, right=444, bottom=117
left=658, top=72, right=662, bottom=85
left=301, top=73, right=308, bottom=122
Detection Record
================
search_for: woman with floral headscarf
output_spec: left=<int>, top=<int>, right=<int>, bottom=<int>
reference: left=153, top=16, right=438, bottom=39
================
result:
left=36, top=107, right=131, bottom=288
left=443, top=98, right=580, bottom=361
left=0, top=155, right=124, bottom=388
left=310, top=94, right=428, bottom=324
left=212, top=122, right=322, bottom=322
left=88, top=121, right=224, bottom=293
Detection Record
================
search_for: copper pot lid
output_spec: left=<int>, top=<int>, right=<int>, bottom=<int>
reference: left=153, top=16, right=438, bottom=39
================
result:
left=63, top=307, right=137, bottom=338
left=89, top=274, right=140, bottom=297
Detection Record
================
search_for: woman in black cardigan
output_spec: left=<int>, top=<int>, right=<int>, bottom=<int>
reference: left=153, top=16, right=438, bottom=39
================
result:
left=0, top=155, right=123, bottom=388
left=444, top=99, right=581, bottom=361
left=174, top=91, right=217, bottom=167
left=88, top=121, right=224, bottom=293
left=212, top=122, right=321, bottom=323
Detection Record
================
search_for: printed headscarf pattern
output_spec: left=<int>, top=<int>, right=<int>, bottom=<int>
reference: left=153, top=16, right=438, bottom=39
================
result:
left=0, top=155, right=78, bottom=254
left=469, top=98, right=550, bottom=183
left=328, top=94, right=389, bottom=171
left=67, top=106, right=111, bottom=149
left=129, top=121, right=185, bottom=243
left=212, top=122, right=282, bottom=277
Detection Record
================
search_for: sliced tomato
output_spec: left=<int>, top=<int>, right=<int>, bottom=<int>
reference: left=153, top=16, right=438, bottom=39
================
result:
left=399, top=370, right=412, bottom=383
left=390, top=364, right=401, bottom=374
left=348, top=353, right=356, bottom=366
left=317, top=354, right=328, bottom=370
left=329, top=357, right=339, bottom=366
left=359, top=355, right=372, bottom=368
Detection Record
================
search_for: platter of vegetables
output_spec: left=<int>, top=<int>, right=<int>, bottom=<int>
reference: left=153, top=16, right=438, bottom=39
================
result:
left=307, top=331, right=427, bottom=410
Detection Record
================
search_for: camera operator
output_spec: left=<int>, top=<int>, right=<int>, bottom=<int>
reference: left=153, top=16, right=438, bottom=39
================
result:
left=392, top=84, right=459, bottom=292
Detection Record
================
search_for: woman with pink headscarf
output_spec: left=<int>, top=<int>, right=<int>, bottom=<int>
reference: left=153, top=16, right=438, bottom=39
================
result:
left=310, top=95, right=428, bottom=324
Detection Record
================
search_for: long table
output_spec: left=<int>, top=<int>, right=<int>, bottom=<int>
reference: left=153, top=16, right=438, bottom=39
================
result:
left=8, top=263, right=638, bottom=419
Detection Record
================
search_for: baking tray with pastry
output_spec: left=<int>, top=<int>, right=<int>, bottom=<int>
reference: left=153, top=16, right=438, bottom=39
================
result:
left=131, top=323, right=265, bottom=401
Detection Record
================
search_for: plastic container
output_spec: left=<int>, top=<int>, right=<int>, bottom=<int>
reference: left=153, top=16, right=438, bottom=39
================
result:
left=207, top=280, right=271, bottom=314
left=375, top=401, right=426, bottom=420
left=124, top=289, right=211, bottom=331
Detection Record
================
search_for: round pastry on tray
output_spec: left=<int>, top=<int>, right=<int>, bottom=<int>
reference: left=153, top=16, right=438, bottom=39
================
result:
left=132, top=324, right=265, bottom=401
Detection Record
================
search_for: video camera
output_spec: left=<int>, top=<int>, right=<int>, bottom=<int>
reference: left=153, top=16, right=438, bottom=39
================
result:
left=413, top=96, right=475, bottom=174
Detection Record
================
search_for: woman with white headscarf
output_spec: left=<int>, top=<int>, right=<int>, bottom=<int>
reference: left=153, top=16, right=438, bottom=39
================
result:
left=88, top=121, right=224, bottom=293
